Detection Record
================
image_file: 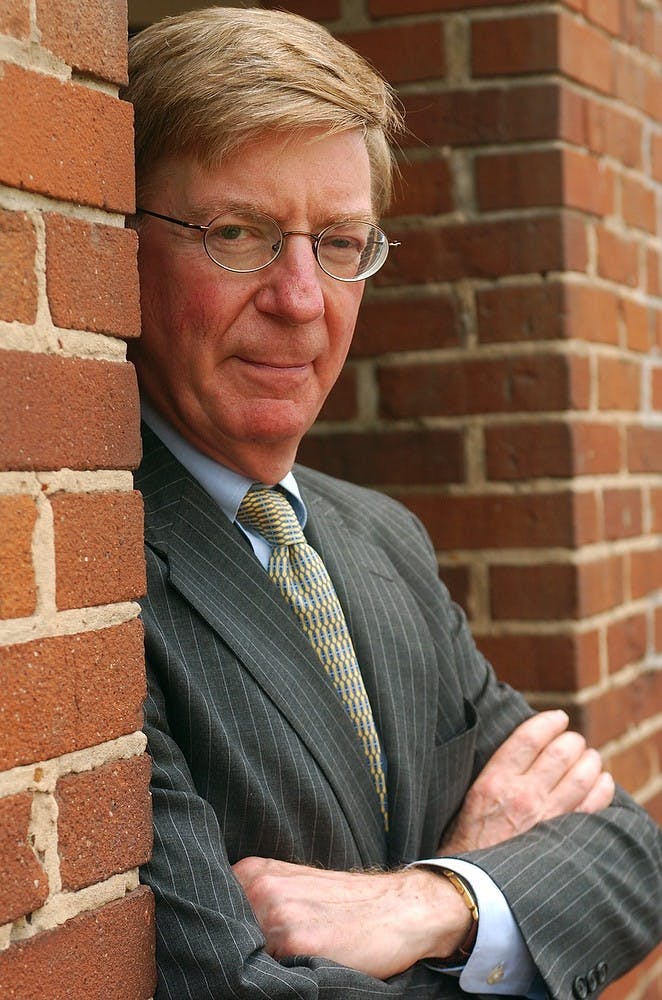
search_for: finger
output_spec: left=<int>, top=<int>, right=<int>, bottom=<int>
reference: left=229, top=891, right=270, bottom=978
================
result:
left=481, top=710, right=570, bottom=776
left=527, top=730, right=588, bottom=790
left=533, top=745, right=602, bottom=815
left=575, top=770, right=616, bottom=814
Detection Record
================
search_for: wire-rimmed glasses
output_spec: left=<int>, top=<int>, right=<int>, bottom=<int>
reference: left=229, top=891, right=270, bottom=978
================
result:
left=137, top=207, right=399, bottom=281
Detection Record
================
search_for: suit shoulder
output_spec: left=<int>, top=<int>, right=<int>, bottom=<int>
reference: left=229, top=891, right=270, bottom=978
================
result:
left=294, top=463, right=423, bottom=537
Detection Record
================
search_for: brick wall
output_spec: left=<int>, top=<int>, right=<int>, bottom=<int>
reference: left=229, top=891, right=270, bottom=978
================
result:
left=0, top=1, right=155, bottom=997
left=288, top=0, right=662, bottom=996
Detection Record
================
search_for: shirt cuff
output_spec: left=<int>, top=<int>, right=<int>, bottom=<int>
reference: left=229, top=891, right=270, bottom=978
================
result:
left=410, top=857, right=539, bottom=996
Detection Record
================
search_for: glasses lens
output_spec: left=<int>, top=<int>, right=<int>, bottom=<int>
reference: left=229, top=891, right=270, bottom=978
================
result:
left=317, top=222, right=389, bottom=280
left=204, top=212, right=282, bottom=271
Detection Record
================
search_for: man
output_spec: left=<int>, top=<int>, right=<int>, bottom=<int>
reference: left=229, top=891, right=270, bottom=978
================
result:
left=123, top=8, right=661, bottom=999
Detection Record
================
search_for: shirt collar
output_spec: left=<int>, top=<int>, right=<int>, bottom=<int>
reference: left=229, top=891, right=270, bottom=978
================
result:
left=140, top=397, right=307, bottom=528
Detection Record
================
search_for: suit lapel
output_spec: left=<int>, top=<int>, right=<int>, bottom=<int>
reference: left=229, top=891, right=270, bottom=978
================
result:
left=138, top=430, right=387, bottom=865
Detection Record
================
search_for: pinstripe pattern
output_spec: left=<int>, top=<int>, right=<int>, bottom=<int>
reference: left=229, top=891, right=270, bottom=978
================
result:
left=136, top=425, right=662, bottom=999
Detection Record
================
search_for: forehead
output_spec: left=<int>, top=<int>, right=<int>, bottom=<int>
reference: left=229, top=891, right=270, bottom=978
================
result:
left=145, top=128, right=375, bottom=222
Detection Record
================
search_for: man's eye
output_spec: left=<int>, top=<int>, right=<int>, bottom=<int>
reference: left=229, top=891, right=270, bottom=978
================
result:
left=218, top=225, right=245, bottom=241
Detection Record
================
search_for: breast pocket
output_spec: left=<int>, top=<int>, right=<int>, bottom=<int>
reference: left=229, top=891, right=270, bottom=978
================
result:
left=421, top=699, right=478, bottom=855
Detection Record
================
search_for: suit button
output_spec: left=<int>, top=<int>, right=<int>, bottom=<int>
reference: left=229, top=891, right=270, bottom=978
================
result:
left=573, top=976, right=589, bottom=999
left=587, top=969, right=598, bottom=993
left=597, top=962, right=608, bottom=984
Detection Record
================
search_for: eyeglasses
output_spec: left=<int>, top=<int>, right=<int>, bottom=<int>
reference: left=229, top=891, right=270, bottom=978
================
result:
left=137, top=207, right=399, bottom=282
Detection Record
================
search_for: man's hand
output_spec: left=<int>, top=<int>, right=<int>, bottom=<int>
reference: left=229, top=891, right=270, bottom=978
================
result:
left=232, top=858, right=471, bottom=979
left=440, top=710, right=615, bottom=854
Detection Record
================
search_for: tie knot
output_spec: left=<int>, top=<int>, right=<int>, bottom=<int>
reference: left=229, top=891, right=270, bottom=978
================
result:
left=237, top=487, right=304, bottom=547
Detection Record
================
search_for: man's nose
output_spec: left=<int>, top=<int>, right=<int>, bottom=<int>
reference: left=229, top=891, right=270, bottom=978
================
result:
left=253, top=235, right=325, bottom=324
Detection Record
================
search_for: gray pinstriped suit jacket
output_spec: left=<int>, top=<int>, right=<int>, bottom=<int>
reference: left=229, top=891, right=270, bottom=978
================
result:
left=136, top=425, right=661, bottom=1000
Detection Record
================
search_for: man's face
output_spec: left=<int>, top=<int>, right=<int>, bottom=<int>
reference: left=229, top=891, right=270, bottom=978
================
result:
left=133, top=128, right=372, bottom=482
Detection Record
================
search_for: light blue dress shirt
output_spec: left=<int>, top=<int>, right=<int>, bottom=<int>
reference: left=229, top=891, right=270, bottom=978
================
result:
left=141, top=400, right=540, bottom=996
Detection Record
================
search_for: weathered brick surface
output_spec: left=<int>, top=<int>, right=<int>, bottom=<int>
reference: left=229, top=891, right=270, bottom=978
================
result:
left=476, top=629, right=601, bottom=692
left=57, top=755, right=152, bottom=891
left=0, top=792, right=49, bottom=924
left=0, top=495, right=37, bottom=620
left=0, top=352, right=141, bottom=472
left=0, top=0, right=30, bottom=37
left=298, top=428, right=464, bottom=485
left=0, top=621, right=146, bottom=770
left=52, top=490, right=145, bottom=610
left=339, top=21, right=445, bottom=84
left=45, top=215, right=140, bottom=338
left=36, top=0, right=128, bottom=85
left=0, top=888, right=156, bottom=1000
left=378, top=354, right=590, bottom=418
left=0, top=209, right=37, bottom=324
left=0, top=64, right=134, bottom=212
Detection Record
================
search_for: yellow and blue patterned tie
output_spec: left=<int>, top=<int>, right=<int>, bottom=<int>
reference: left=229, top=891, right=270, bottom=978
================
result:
left=237, top=486, right=389, bottom=830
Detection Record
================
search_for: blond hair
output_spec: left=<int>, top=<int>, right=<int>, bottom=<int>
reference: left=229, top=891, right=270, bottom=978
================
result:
left=123, top=6, right=403, bottom=215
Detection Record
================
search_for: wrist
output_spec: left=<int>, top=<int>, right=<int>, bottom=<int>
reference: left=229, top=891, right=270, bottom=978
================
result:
left=436, top=869, right=479, bottom=964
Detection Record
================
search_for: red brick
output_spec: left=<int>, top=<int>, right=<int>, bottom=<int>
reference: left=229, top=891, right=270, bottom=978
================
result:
left=0, top=0, right=29, bottom=37
left=486, top=421, right=622, bottom=481
left=620, top=297, right=651, bottom=352
left=630, top=548, right=662, bottom=600
left=606, top=737, right=658, bottom=797
left=401, top=84, right=562, bottom=149
left=36, top=0, right=128, bottom=85
left=0, top=887, right=156, bottom=1000
left=339, top=21, right=444, bottom=85
left=353, top=294, right=460, bottom=356
left=318, top=366, right=358, bottom=421
left=438, top=563, right=471, bottom=613
left=379, top=353, right=590, bottom=418
left=559, top=11, right=613, bottom=93
left=627, top=425, right=662, bottom=473
left=648, top=251, right=662, bottom=299
left=390, top=157, right=453, bottom=217
left=0, top=792, right=49, bottom=924
left=0, top=621, right=146, bottom=770
left=476, top=281, right=619, bottom=345
left=45, top=214, right=140, bottom=339
left=0, top=64, right=134, bottom=212
left=577, top=670, right=662, bottom=746
left=274, top=0, right=340, bottom=19
left=402, top=490, right=599, bottom=550
left=652, top=488, right=662, bottom=533
left=490, top=555, right=623, bottom=620
left=476, top=147, right=614, bottom=216
left=653, top=133, right=662, bottom=183
left=377, top=213, right=588, bottom=286
left=603, top=488, right=643, bottom=540
left=52, top=491, right=145, bottom=610
left=0, top=352, right=141, bottom=472
left=0, top=495, right=37, bottom=620
left=597, top=356, right=641, bottom=410
left=565, top=283, right=620, bottom=344
left=652, top=366, right=662, bottom=410
left=622, top=175, right=658, bottom=234
left=581, top=95, right=643, bottom=168
left=584, top=0, right=621, bottom=36
left=0, top=209, right=38, bottom=323
left=596, top=225, right=639, bottom=287
left=57, top=755, right=152, bottom=891
left=476, top=629, right=601, bottom=691
left=371, top=0, right=531, bottom=13
left=299, top=428, right=464, bottom=486
left=472, top=12, right=559, bottom=77
left=606, top=611, right=647, bottom=674
left=476, top=282, right=566, bottom=344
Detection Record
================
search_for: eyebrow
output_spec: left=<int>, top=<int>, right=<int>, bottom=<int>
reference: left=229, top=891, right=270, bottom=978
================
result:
left=186, top=199, right=378, bottom=228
